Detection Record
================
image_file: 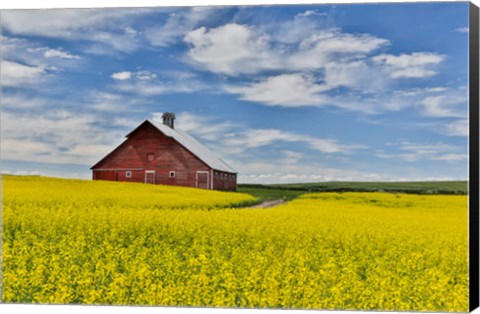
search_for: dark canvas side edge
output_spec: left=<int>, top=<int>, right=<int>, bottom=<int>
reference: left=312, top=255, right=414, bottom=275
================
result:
left=470, top=1, right=480, bottom=312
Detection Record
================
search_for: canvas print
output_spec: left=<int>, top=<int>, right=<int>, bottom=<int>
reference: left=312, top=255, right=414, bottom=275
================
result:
left=0, top=1, right=478, bottom=312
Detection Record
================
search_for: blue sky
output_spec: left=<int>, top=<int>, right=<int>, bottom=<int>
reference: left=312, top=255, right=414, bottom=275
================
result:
left=0, top=2, right=470, bottom=183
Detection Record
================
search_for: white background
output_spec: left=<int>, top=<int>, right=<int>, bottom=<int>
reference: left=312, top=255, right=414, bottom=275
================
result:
left=1, top=0, right=479, bottom=313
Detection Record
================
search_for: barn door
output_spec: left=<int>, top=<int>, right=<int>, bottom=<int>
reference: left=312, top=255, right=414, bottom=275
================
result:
left=196, top=171, right=209, bottom=189
left=145, top=170, right=155, bottom=184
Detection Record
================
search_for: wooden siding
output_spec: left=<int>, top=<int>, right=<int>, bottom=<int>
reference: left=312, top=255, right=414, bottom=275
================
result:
left=212, top=171, right=237, bottom=191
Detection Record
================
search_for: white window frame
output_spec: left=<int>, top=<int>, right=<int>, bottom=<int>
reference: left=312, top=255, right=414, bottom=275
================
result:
left=169, top=171, right=176, bottom=178
left=125, top=171, right=132, bottom=178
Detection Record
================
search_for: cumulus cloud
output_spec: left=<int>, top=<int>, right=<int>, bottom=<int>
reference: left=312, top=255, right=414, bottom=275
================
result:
left=184, top=23, right=278, bottom=75
left=287, top=29, right=389, bottom=70
left=183, top=20, right=448, bottom=114
left=2, top=36, right=84, bottom=82
left=145, top=7, right=220, bottom=47
left=1, top=60, right=47, bottom=87
left=268, top=9, right=330, bottom=44
left=184, top=24, right=389, bottom=76
left=323, top=60, right=386, bottom=91
left=420, top=92, right=467, bottom=118
left=111, top=71, right=133, bottom=80
left=111, top=70, right=158, bottom=81
left=27, top=47, right=80, bottom=59
left=372, top=52, right=445, bottom=79
left=224, top=74, right=331, bottom=107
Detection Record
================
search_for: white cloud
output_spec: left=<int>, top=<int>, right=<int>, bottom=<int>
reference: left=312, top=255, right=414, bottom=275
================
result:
left=373, top=53, right=445, bottom=68
left=427, top=87, right=448, bottom=93
left=222, top=128, right=358, bottom=154
left=455, top=27, right=469, bottom=33
left=1, top=93, right=48, bottom=109
left=390, top=68, right=437, bottom=79
left=161, top=112, right=363, bottom=159
left=223, top=80, right=461, bottom=115
left=1, top=90, right=151, bottom=167
left=288, top=29, right=389, bottom=70
left=112, top=70, right=204, bottom=96
left=179, top=16, right=453, bottom=120
left=240, top=169, right=464, bottom=184
left=146, top=7, right=219, bottom=47
left=2, top=9, right=114, bottom=37
left=88, top=31, right=141, bottom=54
left=307, top=138, right=350, bottom=153
left=223, top=129, right=295, bottom=149
left=431, top=154, right=467, bottom=161
left=323, top=60, right=386, bottom=91
left=444, top=119, right=469, bottom=137
left=2, top=9, right=150, bottom=54
left=301, top=29, right=388, bottom=54
left=1, top=170, right=42, bottom=176
left=420, top=92, right=467, bottom=118
left=114, top=83, right=169, bottom=95
left=184, top=24, right=389, bottom=77
left=372, top=52, right=445, bottom=79
left=224, top=74, right=331, bottom=107
left=1, top=60, right=46, bottom=87
left=333, top=85, right=467, bottom=116
left=152, top=112, right=234, bottom=141
left=184, top=23, right=278, bottom=75
left=183, top=21, right=448, bottom=113
left=114, top=80, right=202, bottom=96
left=111, top=70, right=157, bottom=81
left=266, top=9, right=329, bottom=44
left=236, top=162, right=383, bottom=184
left=297, top=10, right=328, bottom=18
left=2, top=9, right=147, bottom=38
left=1, top=110, right=123, bottom=165
left=111, top=71, right=133, bottom=80
left=377, top=140, right=466, bottom=162
left=2, top=36, right=84, bottom=81
left=87, top=91, right=145, bottom=112
left=1, top=169, right=90, bottom=180
left=282, top=151, right=304, bottom=164
left=27, top=47, right=80, bottom=59
left=135, top=71, right=157, bottom=81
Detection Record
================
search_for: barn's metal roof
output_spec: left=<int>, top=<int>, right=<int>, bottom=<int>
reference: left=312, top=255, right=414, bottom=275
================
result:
left=149, top=120, right=237, bottom=173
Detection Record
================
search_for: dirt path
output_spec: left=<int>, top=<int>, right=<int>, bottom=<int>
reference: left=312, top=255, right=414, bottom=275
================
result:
left=245, top=199, right=286, bottom=209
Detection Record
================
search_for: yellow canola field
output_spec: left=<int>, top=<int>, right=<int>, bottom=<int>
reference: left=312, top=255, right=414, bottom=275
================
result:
left=1, top=176, right=468, bottom=312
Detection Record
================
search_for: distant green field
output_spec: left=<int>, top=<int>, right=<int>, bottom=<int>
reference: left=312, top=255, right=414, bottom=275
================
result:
left=238, top=181, right=468, bottom=200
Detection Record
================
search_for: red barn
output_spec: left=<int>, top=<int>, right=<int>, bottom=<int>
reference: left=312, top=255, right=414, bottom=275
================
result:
left=91, top=113, right=237, bottom=191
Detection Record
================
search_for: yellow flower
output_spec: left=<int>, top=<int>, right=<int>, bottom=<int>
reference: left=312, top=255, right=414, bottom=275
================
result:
left=2, top=176, right=468, bottom=311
